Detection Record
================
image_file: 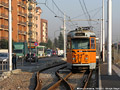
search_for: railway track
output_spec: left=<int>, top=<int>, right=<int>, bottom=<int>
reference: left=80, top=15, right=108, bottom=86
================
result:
left=35, top=63, right=94, bottom=90
left=35, top=62, right=67, bottom=90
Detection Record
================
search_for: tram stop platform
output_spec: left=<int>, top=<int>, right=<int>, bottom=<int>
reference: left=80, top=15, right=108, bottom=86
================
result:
left=99, top=63, right=120, bottom=89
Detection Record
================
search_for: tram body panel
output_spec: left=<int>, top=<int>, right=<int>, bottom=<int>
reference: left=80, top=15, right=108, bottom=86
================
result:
left=67, top=27, right=97, bottom=69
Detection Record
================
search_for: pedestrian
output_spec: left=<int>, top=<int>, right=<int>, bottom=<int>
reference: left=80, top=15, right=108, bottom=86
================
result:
left=12, top=53, right=17, bottom=70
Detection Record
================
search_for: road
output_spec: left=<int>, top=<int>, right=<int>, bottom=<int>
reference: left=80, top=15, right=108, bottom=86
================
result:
left=17, top=56, right=64, bottom=72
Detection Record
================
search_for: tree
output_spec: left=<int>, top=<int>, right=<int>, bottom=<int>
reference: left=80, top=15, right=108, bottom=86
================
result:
left=46, top=39, right=53, bottom=49
left=0, top=39, right=8, bottom=49
left=58, top=32, right=64, bottom=50
left=54, top=37, right=58, bottom=48
left=39, top=39, right=53, bottom=49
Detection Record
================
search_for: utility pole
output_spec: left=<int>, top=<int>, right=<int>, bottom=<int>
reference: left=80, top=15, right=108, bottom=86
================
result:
left=107, top=0, right=112, bottom=75
left=102, top=0, right=105, bottom=62
left=29, top=30, right=32, bottom=63
left=100, top=18, right=103, bottom=53
left=9, top=0, right=12, bottom=71
left=63, top=13, right=66, bottom=60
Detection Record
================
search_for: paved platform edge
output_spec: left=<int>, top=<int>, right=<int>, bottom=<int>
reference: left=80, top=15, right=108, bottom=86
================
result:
left=99, top=63, right=120, bottom=89
left=99, top=64, right=102, bottom=89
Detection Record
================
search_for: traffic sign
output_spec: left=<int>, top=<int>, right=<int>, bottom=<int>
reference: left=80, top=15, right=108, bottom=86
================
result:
left=34, top=42, right=38, bottom=46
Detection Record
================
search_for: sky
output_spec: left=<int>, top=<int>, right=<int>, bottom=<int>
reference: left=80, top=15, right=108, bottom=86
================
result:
left=37, top=0, right=120, bottom=43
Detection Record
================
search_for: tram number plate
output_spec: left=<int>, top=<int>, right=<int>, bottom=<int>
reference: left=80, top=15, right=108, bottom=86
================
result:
left=78, top=51, right=82, bottom=52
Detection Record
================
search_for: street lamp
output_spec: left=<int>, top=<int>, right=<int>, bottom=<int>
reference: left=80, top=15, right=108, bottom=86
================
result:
left=55, top=13, right=66, bottom=60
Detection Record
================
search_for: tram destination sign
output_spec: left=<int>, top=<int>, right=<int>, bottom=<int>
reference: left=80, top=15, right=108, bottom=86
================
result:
left=75, top=33, right=85, bottom=36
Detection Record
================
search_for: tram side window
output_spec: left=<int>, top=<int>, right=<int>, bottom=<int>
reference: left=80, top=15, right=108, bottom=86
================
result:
left=91, top=38, right=95, bottom=49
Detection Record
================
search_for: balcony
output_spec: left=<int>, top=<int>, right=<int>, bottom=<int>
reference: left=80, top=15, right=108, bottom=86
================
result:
left=0, top=25, right=4, bottom=30
left=28, top=38, right=36, bottom=43
left=28, top=13, right=33, bottom=18
left=17, top=2, right=27, bottom=9
left=0, top=1, right=9, bottom=8
left=0, top=13, right=8, bottom=19
left=4, top=25, right=8, bottom=31
left=28, top=22, right=33, bottom=27
left=0, top=37, right=8, bottom=40
left=18, top=30, right=27, bottom=35
left=28, top=30, right=33, bottom=35
left=28, top=5, right=32, bottom=10
left=18, top=11, right=27, bottom=17
left=18, top=21, right=27, bottom=26
left=4, top=3, right=8, bottom=8
left=19, top=40, right=25, bottom=42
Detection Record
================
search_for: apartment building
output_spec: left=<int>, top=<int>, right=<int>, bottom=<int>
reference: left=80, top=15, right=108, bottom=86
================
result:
left=27, top=0, right=37, bottom=46
left=0, top=0, right=27, bottom=42
left=36, top=7, right=42, bottom=44
left=15, top=0, right=27, bottom=42
left=0, top=0, right=46, bottom=45
left=41, top=19, right=48, bottom=43
left=0, top=0, right=9, bottom=40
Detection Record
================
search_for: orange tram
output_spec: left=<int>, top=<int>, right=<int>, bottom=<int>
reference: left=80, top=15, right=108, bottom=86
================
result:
left=67, top=27, right=97, bottom=69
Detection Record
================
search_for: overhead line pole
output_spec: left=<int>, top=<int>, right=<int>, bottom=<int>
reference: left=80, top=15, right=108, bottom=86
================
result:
left=63, top=13, right=66, bottom=60
left=107, top=0, right=112, bottom=75
left=102, top=0, right=105, bottom=62
left=9, top=0, right=12, bottom=71
left=101, top=18, right=103, bottom=52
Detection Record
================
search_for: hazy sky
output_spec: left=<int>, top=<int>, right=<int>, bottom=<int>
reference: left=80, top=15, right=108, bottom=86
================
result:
left=37, top=0, right=120, bottom=43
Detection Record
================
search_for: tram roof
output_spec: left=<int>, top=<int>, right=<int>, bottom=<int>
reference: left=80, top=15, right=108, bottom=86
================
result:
left=68, top=27, right=96, bottom=38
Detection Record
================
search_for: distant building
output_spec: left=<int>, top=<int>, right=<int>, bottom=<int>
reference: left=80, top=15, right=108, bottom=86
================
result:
left=13, top=0, right=27, bottom=42
left=0, top=0, right=27, bottom=42
left=27, top=0, right=37, bottom=46
left=36, top=7, right=42, bottom=44
left=0, top=0, right=9, bottom=40
left=41, top=19, right=48, bottom=43
left=0, top=0, right=47, bottom=46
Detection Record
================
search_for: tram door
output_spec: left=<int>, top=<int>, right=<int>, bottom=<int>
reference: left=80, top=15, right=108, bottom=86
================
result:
left=67, top=36, right=72, bottom=63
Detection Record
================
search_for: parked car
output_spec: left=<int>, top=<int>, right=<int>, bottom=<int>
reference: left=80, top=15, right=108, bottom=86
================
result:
left=25, top=53, right=38, bottom=62
left=46, top=51, right=52, bottom=57
left=57, top=50, right=64, bottom=57
left=52, top=51, right=56, bottom=55
left=0, top=53, right=9, bottom=62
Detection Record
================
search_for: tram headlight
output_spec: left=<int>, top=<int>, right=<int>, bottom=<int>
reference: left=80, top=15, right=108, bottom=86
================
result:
left=73, top=57, right=75, bottom=60
left=85, top=57, right=88, bottom=60
left=85, top=55, right=88, bottom=62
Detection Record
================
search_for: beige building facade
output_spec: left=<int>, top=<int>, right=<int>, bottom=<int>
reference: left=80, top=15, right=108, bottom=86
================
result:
left=36, top=7, right=42, bottom=44
left=41, top=19, right=48, bottom=43
left=27, top=0, right=37, bottom=46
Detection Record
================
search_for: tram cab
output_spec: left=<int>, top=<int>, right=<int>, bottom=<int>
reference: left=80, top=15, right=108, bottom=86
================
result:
left=67, top=27, right=97, bottom=69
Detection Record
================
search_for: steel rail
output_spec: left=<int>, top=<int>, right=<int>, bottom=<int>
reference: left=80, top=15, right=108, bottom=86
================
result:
left=83, top=70, right=93, bottom=90
left=48, top=72, right=73, bottom=90
left=35, top=62, right=67, bottom=90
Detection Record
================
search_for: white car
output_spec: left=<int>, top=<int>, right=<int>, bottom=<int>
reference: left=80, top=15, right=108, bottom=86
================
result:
left=0, top=53, right=9, bottom=62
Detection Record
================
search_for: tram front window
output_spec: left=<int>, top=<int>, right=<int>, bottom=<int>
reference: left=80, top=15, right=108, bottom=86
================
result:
left=72, top=38, right=90, bottom=49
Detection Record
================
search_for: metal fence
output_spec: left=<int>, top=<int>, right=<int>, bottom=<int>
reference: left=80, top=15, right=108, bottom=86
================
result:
left=0, top=61, right=8, bottom=74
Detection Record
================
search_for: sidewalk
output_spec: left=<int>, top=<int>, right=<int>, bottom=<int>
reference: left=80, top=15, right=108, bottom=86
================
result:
left=99, top=63, right=120, bottom=88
